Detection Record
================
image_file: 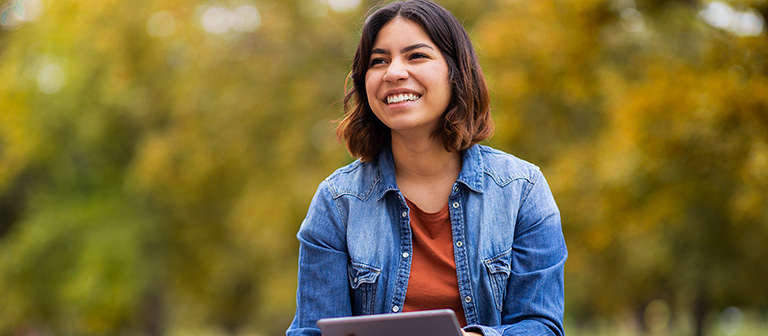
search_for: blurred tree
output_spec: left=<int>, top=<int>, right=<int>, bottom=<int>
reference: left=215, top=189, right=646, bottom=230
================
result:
left=474, top=0, right=768, bottom=334
left=0, top=0, right=358, bottom=334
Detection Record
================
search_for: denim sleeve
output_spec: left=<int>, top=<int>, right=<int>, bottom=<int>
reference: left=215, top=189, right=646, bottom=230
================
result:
left=287, top=181, right=351, bottom=336
left=466, top=170, right=567, bottom=336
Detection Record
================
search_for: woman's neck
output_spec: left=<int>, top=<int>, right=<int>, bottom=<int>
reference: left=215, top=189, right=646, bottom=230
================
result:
left=391, top=134, right=461, bottom=179
left=390, top=133, right=462, bottom=212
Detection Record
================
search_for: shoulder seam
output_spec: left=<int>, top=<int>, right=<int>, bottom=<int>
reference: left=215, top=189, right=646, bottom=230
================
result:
left=480, top=148, right=539, bottom=187
left=324, top=160, right=379, bottom=201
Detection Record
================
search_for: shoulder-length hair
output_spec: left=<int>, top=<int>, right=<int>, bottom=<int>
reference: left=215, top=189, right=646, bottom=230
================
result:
left=336, top=0, right=494, bottom=162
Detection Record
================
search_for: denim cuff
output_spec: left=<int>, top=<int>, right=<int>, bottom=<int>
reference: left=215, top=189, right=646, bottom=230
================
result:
left=464, top=324, right=501, bottom=336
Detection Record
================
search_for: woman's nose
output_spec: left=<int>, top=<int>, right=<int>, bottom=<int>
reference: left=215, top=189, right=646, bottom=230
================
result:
left=382, top=59, right=408, bottom=82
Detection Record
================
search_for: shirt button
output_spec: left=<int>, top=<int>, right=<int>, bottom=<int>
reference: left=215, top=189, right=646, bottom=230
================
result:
left=453, top=186, right=459, bottom=191
left=456, top=241, right=463, bottom=247
left=465, top=296, right=472, bottom=303
left=401, top=211, right=407, bottom=218
left=402, top=252, right=409, bottom=258
left=452, top=202, right=460, bottom=208
left=392, top=306, right=400, bottom=312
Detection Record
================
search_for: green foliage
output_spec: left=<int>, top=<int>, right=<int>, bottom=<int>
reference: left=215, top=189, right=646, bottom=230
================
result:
left=0, top=188, right=151, bottom=334
left=1, top=0, right=767, bottom=335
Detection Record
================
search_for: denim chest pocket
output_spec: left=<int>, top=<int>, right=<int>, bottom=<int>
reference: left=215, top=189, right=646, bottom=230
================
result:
left=483, top=248, right=512, bottom=311
left=348, top=262, right=381, bottom=315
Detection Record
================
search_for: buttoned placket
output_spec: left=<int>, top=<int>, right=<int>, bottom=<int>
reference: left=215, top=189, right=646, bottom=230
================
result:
left=391, top=192, right=413, bottom=315
left=449, top=183, right=477, bottom=324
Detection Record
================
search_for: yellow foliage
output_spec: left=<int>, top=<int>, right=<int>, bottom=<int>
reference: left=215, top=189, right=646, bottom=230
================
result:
left=0, top=106, right=37, bottom=190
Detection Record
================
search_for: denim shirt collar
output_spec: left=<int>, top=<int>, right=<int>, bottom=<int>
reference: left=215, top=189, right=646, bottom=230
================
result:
left=375, top=144, right=485, bottom=201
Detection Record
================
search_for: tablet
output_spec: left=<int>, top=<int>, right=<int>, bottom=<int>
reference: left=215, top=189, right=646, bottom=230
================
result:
left=317, top=309, right=463, bottom=336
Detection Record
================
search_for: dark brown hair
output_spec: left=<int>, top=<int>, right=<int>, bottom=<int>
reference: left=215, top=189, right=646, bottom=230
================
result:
left=336, top=0, right=494, bottom=161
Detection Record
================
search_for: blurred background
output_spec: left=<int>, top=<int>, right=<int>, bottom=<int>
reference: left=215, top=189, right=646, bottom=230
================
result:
left=1, top=0, right=767, bottom=335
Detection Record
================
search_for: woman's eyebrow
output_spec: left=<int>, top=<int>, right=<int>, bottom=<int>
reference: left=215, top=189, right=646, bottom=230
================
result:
left=371, top=48, right=389, bottom=55
left=370, top=43, right=435, bottom=55
left=402, top=43, right=433, bottom=53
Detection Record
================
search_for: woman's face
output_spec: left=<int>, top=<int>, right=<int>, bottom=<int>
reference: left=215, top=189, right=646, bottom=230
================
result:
left=365, top=17, right=451, bottom=139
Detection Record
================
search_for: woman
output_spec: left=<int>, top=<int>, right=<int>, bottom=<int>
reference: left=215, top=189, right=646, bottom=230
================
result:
left=287, top=1, right=567, bottom=335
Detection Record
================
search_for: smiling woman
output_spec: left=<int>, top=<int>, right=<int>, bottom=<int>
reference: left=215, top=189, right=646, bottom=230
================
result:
left=287, top=1, right=567, bottom=335
left=337, top=0, right=493, bottom=162
left=364, top=18, right=452, bottom=145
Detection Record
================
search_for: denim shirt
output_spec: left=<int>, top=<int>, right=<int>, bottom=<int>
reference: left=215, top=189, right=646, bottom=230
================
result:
left=287, top=144, right=567, bottom=336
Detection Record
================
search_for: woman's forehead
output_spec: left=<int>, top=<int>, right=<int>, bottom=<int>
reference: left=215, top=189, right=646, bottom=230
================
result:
left=372, top=18, right=435, bottom=49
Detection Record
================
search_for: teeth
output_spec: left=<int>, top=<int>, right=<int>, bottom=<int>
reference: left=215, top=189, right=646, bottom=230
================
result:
left=386, top=93, right=420, bottom=104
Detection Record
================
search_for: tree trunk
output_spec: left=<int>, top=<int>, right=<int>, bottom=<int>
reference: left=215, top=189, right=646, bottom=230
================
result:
left=143, top=286, right=165, bottom=336
left=693, top=292, right=709, bottom=336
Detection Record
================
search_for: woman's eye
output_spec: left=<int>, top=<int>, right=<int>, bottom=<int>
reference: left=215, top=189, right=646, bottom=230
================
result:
left=369, top=58, right=387, bottom=67
left=409, top=52, right=430, bottom=60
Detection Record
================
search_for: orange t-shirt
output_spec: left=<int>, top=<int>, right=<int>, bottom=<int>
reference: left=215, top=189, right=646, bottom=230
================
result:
left=402, top=198, right=467, bottom=327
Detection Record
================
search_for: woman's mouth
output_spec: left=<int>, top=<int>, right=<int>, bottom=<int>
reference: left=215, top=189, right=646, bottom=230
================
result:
left=386, top=93, right=421, bottom=105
